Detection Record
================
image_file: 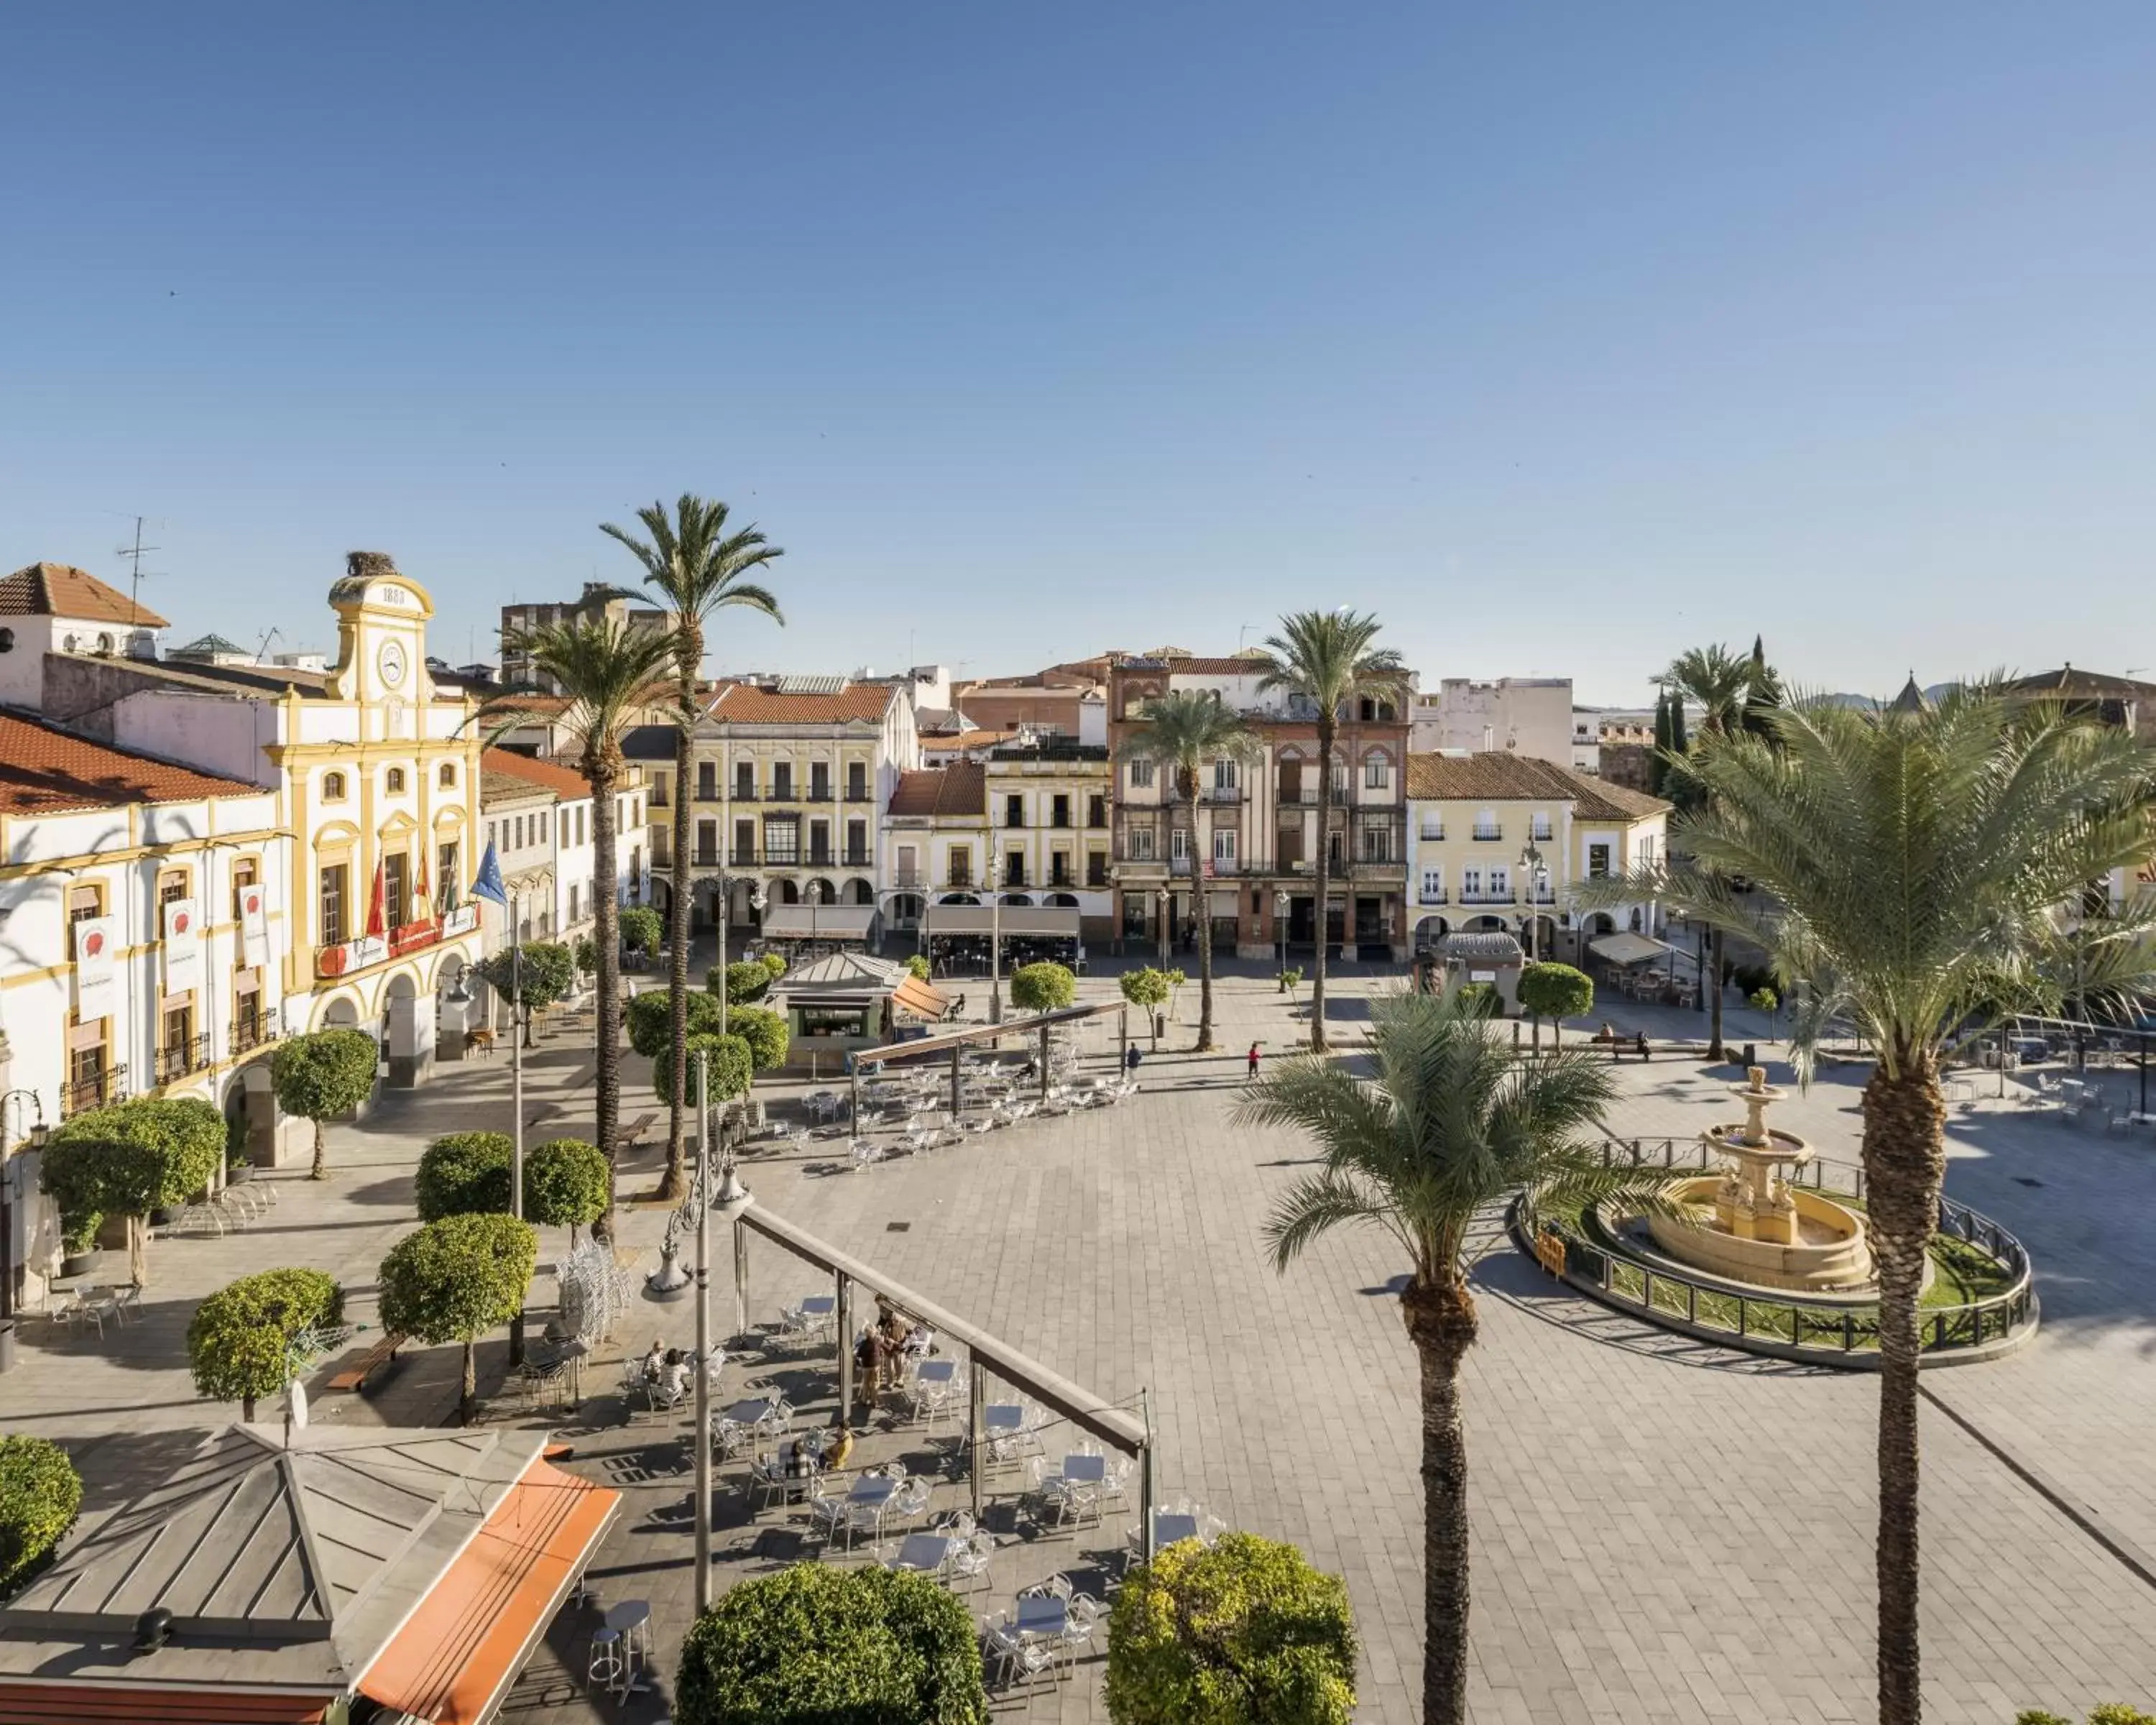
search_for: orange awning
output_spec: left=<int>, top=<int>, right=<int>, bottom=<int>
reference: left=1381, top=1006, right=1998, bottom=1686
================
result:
left=356, top=1457, right=619, bottom=1725
left=893, top=975, right=948, bottom=1020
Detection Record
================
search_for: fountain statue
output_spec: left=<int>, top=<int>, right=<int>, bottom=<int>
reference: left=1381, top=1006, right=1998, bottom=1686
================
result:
left=1646, top=1066, right=1876, bottom=1293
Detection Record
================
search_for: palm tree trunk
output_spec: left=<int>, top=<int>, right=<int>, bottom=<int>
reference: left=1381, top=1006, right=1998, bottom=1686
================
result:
left=660, top=719, right=695, bottom=1202
left=1192, top=786, right=1216, bottom=1052
left=1403, top=1275, right=1478, bottom=1725
left=591, top=767, right=623, bottom=1243
left=1309, top=714, right=1334, bottom=1052
left=1708, top=928, right=1726, bottom=1061
left=1860, top=1053, right=1945, bottom=1725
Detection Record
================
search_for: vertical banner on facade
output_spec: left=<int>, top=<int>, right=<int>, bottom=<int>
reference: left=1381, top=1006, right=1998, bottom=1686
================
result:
left=163, top=897, right=202, bottom=993
left=73, top=915, right=118, bottom=1021
left=240, top=883, right=270, bottom=968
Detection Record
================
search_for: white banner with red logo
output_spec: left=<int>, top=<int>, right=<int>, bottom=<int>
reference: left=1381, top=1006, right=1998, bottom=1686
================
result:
left=163, top=897, right=202, bottom=993
left=73, top=915, right=118, bottom=1021
left=239, top=883, right=270, bottom=968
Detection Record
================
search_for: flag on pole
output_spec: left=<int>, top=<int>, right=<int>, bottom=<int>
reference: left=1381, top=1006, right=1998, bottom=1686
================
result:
left=365, top=860, right=387, bottom=937
left=470, top=842, right=509, bottom=908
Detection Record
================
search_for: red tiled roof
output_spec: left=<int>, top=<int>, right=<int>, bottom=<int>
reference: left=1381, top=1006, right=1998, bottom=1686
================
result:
left=0, top=561, right=170, bottom=628
left=1164, top=656, right=1273, bottom=676
left=886, top=763, right=985, bottom=819
left=0, top=711, right=259, bottom=815
left=711, top=683, right=894, bottom=724
left=1404, top=751, right=1670, bottom=823
left=482, top=746, right=589, bottom=801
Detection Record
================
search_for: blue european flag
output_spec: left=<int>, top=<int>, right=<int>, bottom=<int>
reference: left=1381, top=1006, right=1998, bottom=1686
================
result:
left=470, top=842, right=509, bottom=908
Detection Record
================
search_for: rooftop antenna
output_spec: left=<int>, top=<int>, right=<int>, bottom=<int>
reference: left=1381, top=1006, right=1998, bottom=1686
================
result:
left=114, top=515, right=163, bottom=628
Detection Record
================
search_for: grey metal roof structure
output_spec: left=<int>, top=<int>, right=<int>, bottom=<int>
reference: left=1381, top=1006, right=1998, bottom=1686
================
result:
left=0, top=1423, right=545, bottom=1695
left=1436, top=931, right=1524, bottom=962
left=775, top=673, right=848, bottom=694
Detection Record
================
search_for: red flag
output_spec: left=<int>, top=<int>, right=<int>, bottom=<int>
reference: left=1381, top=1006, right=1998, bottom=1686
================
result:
left=367, top=859, right=387, bottom=937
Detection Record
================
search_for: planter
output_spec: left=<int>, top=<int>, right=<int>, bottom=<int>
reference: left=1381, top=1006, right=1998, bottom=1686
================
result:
left=60, top=1249, right=102, bottom=1279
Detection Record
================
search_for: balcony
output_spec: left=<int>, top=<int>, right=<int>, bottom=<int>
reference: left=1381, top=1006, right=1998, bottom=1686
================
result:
left=894, top=870, right=926, bottom=891
left=155, top=1033, right=212, bottom=1085
left=843, top=849, right=872, bottom=867
left=945, top=875, right=974, bottom=891
left=1472, top=828, right=1503, bottom=842
left=1418, top=888, right=1450, bottom=906
left=807, top=788, right=834, bottom=803
left=731, top=848, right=757, bottom=866
left=767, top=786, right=798, bottom=804
left=765, top=852, right=801, bottom=870
left=316, top=905, right=477, bottom=980
left=844, top=787, right=872, bottom=803
left=61, top=1064, right=126, bottom=1118
left=1418, top=829, right=1446, bottom=843
left=732, top=786, right=759, bottom=802
left=1457, top=890, right=1516, bottom=906
left=1202, top=783, right=1245, bottom=804
left=230, top=1020, right=280, bottom=1058
left=1086, top=868, right=1108, bottom=889
left=807, top=850, right=834, bottom=868
left=693, top=849, right=721, bottom=868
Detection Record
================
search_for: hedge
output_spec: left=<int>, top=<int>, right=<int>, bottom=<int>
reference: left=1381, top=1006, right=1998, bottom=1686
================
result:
left=186, top=1268, right=345, bottom=1417
left=1106, top=1532, right=1358, bottom=1725
left=676, top=1563, right=985, bottom=1725
left=0, top=1435, right=82, bottom=1596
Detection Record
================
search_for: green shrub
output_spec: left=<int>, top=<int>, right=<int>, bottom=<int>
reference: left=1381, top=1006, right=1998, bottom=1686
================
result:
left=573, top=934, right=599, bottom=975
left=1008, top=961, right=1077, bottom=1013
left=905, top=953, right=931, bottom=980
left=760, top=952, right=787, bottom=980
left=1275, top=967, right=1302, bottom=993
left=186, top=1268, right=344, bottom=1417
left=43, top=1097, right=224, bottom=1284
left=627, top=988, right=725, bottom=1059
left=2017, top=1711, right=2156, bottom=1725
left=667, top=1034, right=753, bottom=1103
left=479, top=942, right=576, bottom=1041
left=1453, top=982, right=1498, bottom=1017
left=1106, top=1532, right=1357, bottom=1725
left=676, top=1562, right=985, bottom=1725
left=1518, top=962, right=1593, bottom=1046
left=619, top=904, right=663, bottom=956
left=415, top=1132, right=514, bottom=1220
left=729, top=1005, right=790, bottom=1070
left=523, top=1138, right=610, bottom=1239
left=0, top=1435, right=81, bottom=1597
left=377, top=1213, right=537, bottom=1424
left=272, top=1028, right=380, bottom=1179
left=59, top=1209, right=102, bottom=1255
left=1749, top=985, right=1779, bottom=1014
left=712, top=960, right=772, bottom=1005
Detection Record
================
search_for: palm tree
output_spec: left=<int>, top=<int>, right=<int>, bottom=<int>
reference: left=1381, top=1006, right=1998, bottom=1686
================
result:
left=1252, top=611, right=1408, bottom=1053
left=481, top=616, right=681, bottom=1240
left=1239, top=991, right=1677, bottom=1725
left=1627, top=686, right=2156, bottom=1725
left=1658, top=643, right=1761, bottom=1061
left=1115, top=691, right=1259, bottom=1052
left=602, top=495, right=784, bottom=1202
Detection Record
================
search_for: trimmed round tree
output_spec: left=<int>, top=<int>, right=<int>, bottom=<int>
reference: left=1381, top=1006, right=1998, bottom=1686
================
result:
left=415, top=1132, right=514, bottom=1221
left=377, top=1213, right=537, bottom=1426
left=272, top=1028, right=379, bottom=1180
left=1008, top=961, right=1077, bottom=1014
left=42, top=1097, right=224, bottom=1285
left=904, top=953, right=931, bottom=981
left=1119, top=967, right=1171, bottom=1046
left=760, top=952, right=787, bottom=980
left=1516, top=961, right=1594, bottom=1052
left=627, top=988, right=724, bottom=1060
left=711, top=960, right=772, bottom=1006
left=677, top=1562, right=985, bottom=1725
left=663, top=1034, right=752, bottom=1105
left=523, top=1138, right=609, bottom=1244
left=479, top=941, right=576, bottom=1046
left=728, top=1005, right=789, bottom=1072
left=0, top=1435, right=83, bottom=1597
left=619, top=903, right=663, bottom=959
left=1107, top=1532, right=1358, bottom=1725
left=186, top=1268, right=344, bottom=1419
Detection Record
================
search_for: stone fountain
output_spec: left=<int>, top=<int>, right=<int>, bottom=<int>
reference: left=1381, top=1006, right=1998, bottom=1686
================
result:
left=1647, top=1066, right=1876, bottom=1293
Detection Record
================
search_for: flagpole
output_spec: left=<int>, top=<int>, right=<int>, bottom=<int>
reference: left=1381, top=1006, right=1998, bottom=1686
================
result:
left=510, top=883, right=525, bottom=1366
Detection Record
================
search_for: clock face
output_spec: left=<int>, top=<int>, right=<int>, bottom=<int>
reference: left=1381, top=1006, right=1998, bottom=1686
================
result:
left=378, top=639, right=407, bottom=687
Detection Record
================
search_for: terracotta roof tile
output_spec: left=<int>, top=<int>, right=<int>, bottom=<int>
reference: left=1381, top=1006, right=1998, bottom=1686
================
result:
left=886, top=764, right=985, bottom=819
left=1405, top=751, right=1669, bottom=822
left=482, top=746, right=589, bottom=801
left=0, top=561, right=170, bottom=628
left=1163, top=656, right=1274, bottom=676
left=711, top=683, right=895, bottom=724
left=0, top=710, right=259, bottom=815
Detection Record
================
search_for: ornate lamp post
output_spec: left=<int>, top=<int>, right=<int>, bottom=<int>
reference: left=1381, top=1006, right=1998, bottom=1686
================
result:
left=1517, top=840, right=1544, bottom=964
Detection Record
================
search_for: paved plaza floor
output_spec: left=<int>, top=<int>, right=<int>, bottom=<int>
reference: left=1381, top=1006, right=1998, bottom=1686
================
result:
left=7, top=965, right=2156, bottom=1721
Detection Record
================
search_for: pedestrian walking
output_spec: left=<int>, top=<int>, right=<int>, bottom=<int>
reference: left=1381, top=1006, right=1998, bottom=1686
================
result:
left=1248, top=1041, right=1261, bottom=1080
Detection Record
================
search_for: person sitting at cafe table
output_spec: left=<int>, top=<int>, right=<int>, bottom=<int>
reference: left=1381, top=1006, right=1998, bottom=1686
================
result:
left=824, top=1422, right=855, bottom=1471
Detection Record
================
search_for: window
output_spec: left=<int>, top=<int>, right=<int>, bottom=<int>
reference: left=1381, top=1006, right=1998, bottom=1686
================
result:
left=568, top=883, right=581, bottom=924
left=1051, top=794, right=1071, bottom=828
left=69, top=883, right=103, bottom=926
left=1004, top=850, right=1026, bottom=887
left=162, top=1000, right=195, bottom=1068
left=1588, top=842, right=1612, bottom=879
left=949, top=847, right=972, bottom=886
left=1170, top=827, right=1189, bottom=862
left=810, top=762, right=830, bottom=800
left=1129, top=758, right=1154, bottom=788
left=1005, top=794, right=1026, bottom=828
left=698, top=819, right=719, bottom=862
left=438, top=842, right=459, bottom=909
left=847, top=760, right=867, bottom=801
left=157, top=869, right=188, bottom=910
left=1212, top=759, right=1238, bottom=791
left=846, top=819, right=868, bottom=863
left=809, top=821, right=831, bottom=865
left=897, top=843, right=918, bottom=883
left=387, top=768, right=407, bottom=794
left=1462, top=867, right=1481, bottom=899
left=577, top=806, right=588, bottom=847
left=320, top=864, right=349, bottom=944
left=650, top=772, right=670, bottom=808
left=763, top=817, right=798, bottom=864
left=1363, top=754, right=1390, bottom=791
left=1128, top=826, right=1156, bottom=860
left=384, top=852, right=410, bottom=928
left=1488, top=865, right=1510, bottom=900
left=323, top=771, right=348, bottom=801
left=537, top=810, right=548, bottom=845
left=1531, top=813, right=1552, bottom=842
left=1087, top=850, right=1107, bottom=886
left=733, top=818, right=755, bottom=862
left=438, top=762, right=456, bottom=788
left=698, top=762, right=717, bottom=800
left=772, top=763, right=794, bottom=800
left=1421, top=867, right=1444, bottom=902
left=1419, top=814, right=1445, bottom=840
left=1330, top=760, right=1348, bottom=796
left=513, top=816, right=525, bottom=850
left=1363, top=822, right=1393, bottom=862
left=1213, top=829, right=1238, bottom=865
left=1087, top=794, right=1106, bottom=828
left=231, top=857, right=259, bottom=920
left=735, top=761, right=755, bottom=799
left=1051, top=850, right=1072, bottom=885
left=1473, top=811, right=1501, bottom=841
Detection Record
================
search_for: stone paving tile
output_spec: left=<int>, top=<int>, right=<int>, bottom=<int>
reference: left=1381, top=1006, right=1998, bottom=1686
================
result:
left=9, top=967, right=2156, bottom=1721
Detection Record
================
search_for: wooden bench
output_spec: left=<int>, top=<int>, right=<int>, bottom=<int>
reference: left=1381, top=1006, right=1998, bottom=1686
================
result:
left=619, top=1111, right=658, bottom=1151
left=327, top=1331, right=406, bottom=1394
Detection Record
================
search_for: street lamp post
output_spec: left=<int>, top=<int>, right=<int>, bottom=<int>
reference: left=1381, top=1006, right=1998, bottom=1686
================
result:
left=717, top=875, right=770, bottom=1038
left=1517, top=841, right=1543, bottom=965
left=987, top=891, right=1003, bottom=1024
left=696, top=1093, right=756, bottom=1613
left=1157, top=886, right=1171, bottom=961
left=1274, top=888, right=1289, bottom=979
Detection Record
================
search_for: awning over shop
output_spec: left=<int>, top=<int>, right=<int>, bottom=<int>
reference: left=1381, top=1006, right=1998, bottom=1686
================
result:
left=356, top=1456, right=619, bottom=1725
left=921, top=906, right=1080, bottom=939
left=761, top=904, right=877, bottom=942
left=1588, top=932, right=1665, bottom=967
left=893, top=975, right=949, bottom=1019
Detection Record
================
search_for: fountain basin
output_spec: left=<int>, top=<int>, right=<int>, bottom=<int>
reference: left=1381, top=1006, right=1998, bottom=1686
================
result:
left=1648, top=1175, right=1875, bottom=1292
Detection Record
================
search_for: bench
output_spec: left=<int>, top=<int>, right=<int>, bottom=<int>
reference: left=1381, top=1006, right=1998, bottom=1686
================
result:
left=619, top=1111, right=658, bottom=1151
left=327, top=1331, right=406, bottom=1394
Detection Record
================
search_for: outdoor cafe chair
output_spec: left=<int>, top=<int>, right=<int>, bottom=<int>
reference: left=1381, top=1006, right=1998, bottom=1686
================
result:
left=747, top=1452, right=789, bottom=1512
left=808, top=1478, right=851, bottom=1547
left=947, top=1532, right=994, bottom=1591
left=984, top=1614, right=1055, bottom=1688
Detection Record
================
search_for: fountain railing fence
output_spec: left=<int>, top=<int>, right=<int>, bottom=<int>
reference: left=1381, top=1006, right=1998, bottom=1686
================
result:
left=1514, top=1136, right=2035, bottom=1358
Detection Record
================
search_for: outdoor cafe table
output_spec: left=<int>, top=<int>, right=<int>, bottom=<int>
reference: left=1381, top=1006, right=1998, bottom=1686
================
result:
left=1061, top=1453, right=1107, bottom=1485
left=1152, top=1512, right=1200, bottom=1546
left=983, top=1404, right=1026, bottom=1434
left=798, top=1294, right=836, bottom=1320
left=724, top=1397, right=782, bottom=1427
left=892, top=1532, right=955, bottom=1576
left=1015, top=1595, right=1068, bottom=1638
left=916, top=1358, right=957, bottom=1384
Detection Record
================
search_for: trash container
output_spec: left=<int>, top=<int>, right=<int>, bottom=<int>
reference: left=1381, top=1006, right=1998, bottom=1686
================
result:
left=1741, top=1042, right=1757, bottom=1069
left=0, top=1319, right=15, bottom=1375
left=1154, top=1013, right=1166, bottom=1039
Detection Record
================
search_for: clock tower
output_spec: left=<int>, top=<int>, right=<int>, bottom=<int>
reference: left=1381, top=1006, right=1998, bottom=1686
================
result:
left=323, top=551, right=436, bottom=707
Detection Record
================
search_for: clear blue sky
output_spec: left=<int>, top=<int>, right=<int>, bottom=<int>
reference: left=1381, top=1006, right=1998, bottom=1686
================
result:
left=5, top=4, right=2152, bottom=704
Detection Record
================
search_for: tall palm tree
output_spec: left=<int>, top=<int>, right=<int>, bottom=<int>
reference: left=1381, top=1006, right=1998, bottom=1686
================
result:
left=1658, top=643, right=1761, bottom=1061
left=1626, top=686, right=2156, bottom=1725
left=481, top=616, right=681, bottom=1240
left=1252, top=611, right=1407, bottom=1053
left=602, top=495, right=784, bottom=1202
left=1116, top=690, right=1259, bottom=1052
left=1239, top=991, right=1677, bottom=1725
